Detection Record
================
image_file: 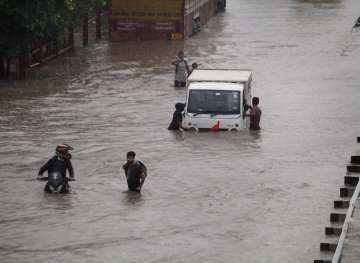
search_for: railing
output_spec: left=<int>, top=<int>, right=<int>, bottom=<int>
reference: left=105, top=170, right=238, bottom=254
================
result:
left=332, top=179, right=360, bottom=263
left=29, top=41, right=73, bottom=68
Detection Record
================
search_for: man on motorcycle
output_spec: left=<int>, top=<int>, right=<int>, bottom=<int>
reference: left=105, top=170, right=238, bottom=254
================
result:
left=37, top=144, right=74, bottom=181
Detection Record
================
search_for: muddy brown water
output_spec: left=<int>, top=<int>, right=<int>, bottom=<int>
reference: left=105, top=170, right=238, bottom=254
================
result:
left=1, top=0, right=360, bottom=262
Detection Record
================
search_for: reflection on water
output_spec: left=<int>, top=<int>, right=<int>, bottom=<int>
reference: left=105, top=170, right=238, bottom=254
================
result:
left=39, top=193, right=75, bottom=210
left=295, top=0, right=340, bottom=4
left=121, top=191, right=145, bottom=206
left=1, top=0, right=360, bottom=262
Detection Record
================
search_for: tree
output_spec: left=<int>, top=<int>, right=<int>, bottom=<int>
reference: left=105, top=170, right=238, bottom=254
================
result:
left=0, top=0, right=102, bottom=79
left=0, top=0, right=72, bottom=79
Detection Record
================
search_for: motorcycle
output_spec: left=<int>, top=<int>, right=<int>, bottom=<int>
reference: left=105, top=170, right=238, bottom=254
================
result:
left=37, top=172, right=75, bottom=194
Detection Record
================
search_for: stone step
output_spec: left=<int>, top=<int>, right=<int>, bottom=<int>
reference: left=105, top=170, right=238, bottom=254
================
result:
left=334, top=200, right=350, bottom=208
left=314, top=249, right=334, bottom=263
left=328, top=221, right=345, bottom=230
left=344, top=175, right=359, bottom=186
left=330, top=213, right=346, bottom=223
left=340, top=187, right=355, bottom=197
left=331, top=207, right=348, bottom=216
left=320, top=242, right=337, bottom=252
left=325, top=226, right=342, bottom=236
left=347, top=164, right=360, bottom=173
left=351, top=155, right=360, bottom=164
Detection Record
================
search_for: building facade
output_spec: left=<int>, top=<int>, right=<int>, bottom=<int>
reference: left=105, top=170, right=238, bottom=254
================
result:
left=109, top=0, right=226, bottom=41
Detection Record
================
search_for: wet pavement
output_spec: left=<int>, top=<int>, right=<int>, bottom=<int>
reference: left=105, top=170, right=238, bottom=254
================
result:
left=1, top=0, right=360, bottom=262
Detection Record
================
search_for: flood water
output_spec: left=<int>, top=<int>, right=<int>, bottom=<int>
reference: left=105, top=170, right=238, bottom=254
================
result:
left=1, top=0, right=360, bottom=262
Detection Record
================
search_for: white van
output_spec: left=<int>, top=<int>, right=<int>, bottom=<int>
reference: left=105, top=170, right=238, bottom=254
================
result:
left=183, top=69, right=252, bottom=131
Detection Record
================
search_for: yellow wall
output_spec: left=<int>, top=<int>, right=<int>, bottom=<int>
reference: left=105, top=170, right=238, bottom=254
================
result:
left=112, top=0, right=184, bottom=21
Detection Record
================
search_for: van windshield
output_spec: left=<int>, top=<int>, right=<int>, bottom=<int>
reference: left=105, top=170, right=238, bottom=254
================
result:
left=187, top=90, right=241, bottom=115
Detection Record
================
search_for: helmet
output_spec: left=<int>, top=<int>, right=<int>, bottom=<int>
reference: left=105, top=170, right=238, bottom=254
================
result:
left=56, top=144, right=73, bottom=154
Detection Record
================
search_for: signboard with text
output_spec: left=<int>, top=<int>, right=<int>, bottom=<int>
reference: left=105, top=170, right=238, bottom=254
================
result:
left=112, top=0, right=183, bottom=21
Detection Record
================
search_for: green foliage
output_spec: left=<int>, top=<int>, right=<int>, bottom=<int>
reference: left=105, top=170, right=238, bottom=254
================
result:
left=0, top=0, right=101, bottom=58
left=71, top=0, right=98, bottom=25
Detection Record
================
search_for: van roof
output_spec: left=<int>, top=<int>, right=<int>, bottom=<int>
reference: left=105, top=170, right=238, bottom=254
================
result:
left=188, top=69, right=252, bottom=83
left=188, top=82, right=244, bottom=91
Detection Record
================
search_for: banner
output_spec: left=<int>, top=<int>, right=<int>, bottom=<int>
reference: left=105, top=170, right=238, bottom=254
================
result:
left=112, top=0, right=183, bottom=21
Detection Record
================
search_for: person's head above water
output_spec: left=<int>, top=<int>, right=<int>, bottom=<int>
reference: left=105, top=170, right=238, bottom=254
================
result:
left=175, top=102, right=185, bottom=111
left=252, top=97, right=259, bottom=106
left=177, top=51, right=184, bottom=59
left=191, top=62, right=198, bottom=69
left=56, top=144, right=73, bottom=159
left=126, top=151, right=136, bottom=163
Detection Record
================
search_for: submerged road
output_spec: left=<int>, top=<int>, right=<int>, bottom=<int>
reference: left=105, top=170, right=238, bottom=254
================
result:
left=1, top=0, right=360, bottom=262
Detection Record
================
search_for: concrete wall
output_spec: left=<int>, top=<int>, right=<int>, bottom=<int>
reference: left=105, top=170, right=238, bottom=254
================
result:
left=109, top=0, right=184, bottom=41
left=184, top=0, right=218, bottom=38
left=109, top=0, right=222, bottom=41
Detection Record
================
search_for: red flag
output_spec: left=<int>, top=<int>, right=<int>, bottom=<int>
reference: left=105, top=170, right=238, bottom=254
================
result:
left=210, top=121, right=220, bottom=131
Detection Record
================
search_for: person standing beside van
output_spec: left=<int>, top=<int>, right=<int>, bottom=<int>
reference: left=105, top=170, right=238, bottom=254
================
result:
left=168, top=103, right=185, bottom=130
left=172, top=51, right=190, bottom=87
left=189, top=62, right=198, bottom=75
left=245, top=97, right=262, bottom=130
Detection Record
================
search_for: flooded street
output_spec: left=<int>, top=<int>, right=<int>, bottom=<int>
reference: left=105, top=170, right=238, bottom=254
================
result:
left=1, top=0, right=360, bottom=262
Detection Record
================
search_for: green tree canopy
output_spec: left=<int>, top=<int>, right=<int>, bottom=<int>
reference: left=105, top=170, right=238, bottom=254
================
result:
left=0, top=0, right=99, bottom=58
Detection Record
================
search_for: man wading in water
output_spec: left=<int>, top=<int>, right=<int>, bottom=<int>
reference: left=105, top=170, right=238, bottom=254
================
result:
left=168, top=102, right=185, bottom=131
left=245, top=97, right=262, bottom=130
left=122, top=151, right=147, bottom=192
left=172, top=51, right=190, bottom=88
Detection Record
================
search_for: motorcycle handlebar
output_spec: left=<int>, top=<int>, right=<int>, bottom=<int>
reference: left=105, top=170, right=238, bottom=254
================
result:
left=37, top=176, right=48, bottom=181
